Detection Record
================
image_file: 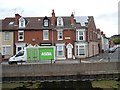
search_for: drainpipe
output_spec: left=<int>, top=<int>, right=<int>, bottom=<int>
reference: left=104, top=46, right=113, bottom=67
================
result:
left=93, top=44, right=94, bottom=56
left=52, top=25, right=54, bottom=46
left=88, top=42, right=89, bottom=57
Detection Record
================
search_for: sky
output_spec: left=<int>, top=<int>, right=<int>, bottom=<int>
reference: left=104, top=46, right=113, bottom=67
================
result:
left=0, top=0, right=119, bottom=37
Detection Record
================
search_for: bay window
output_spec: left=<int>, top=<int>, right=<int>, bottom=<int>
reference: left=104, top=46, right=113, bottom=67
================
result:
left=57, top=46, right=64, bottom=56
left=76, top=45, right=85, bottom=56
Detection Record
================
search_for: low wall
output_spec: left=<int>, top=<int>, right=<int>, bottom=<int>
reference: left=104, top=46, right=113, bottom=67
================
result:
left=2, top=62, right=120, bottom=77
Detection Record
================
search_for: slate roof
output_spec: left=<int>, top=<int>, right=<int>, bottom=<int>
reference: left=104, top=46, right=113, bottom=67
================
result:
left=2, top=15, right=91, bottom=31
left=74, top=16, right=88, bottom=26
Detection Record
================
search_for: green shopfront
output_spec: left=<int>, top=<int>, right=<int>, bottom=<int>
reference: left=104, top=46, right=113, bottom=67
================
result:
left=26, top=46, right=55, bottom=61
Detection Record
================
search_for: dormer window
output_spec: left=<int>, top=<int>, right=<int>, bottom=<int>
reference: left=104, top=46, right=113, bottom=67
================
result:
left=58, top=19, right=61, bottom=26
left=44, top=20, right=48, bottom=26
left=57, top=17, right=64, bottom=27
left=43, top=16, right=49, bottom=27
left=19, top=17, right=25, bottom=28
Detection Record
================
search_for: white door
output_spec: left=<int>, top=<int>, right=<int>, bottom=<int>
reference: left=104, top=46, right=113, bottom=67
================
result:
left=67, top=47, right=72, bottom=59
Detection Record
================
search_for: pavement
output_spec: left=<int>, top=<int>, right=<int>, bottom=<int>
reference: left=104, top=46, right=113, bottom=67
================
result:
left=1, top=59, right=91, bottom=65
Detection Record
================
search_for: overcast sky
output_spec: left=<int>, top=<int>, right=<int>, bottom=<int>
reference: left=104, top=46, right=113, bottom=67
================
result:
left=0, top=0, right=119, bottom=37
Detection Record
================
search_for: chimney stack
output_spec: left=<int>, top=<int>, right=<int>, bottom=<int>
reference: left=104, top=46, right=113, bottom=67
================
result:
left=70, top=12, right=74, bottom=25
left=15, top=14, right=21, bottom=25
left=51, top=9, right=55, bottom=26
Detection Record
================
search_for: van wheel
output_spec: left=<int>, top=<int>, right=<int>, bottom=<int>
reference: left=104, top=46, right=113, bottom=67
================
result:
left=13, top=61, right=17, bottom=64
left=9, top=61, right=17, bottom=65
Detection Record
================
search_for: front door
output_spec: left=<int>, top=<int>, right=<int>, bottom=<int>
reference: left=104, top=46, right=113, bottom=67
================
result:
left=67, top=47, right=72, bottom=59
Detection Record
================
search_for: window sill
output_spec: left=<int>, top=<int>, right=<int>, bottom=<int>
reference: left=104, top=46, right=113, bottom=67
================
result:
left=18, top=40, right=24, bottom=42
left=4, top=40, right=10, bottom=41
left=43, top=39, right=49, bottom=41
left=76, top=40, right=85, bottom=41
left=57, top=39, right=63, bottom=41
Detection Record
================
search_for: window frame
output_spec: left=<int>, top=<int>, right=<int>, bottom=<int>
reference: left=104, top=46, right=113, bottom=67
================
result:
left=21, top=20, right=24, bottom=27
left=18, top=31, right=24, bottom=41
left=4, top=32, right=10, bottom=41
left=76, top=31, right=84, bottom=41
left=78, top=46, right=85, bottom=55
left=76, top=45, right=85, bottom=56
left=2, top=45, right=11, bottom=55
left=57, top=30, right=63, bottom=40
left=57, top=45, right=64, bottom=56
left=19, top=17, right=25, bottom=28
left=43, top=30, right=49, bottom=40
left=44, top=19, right=49, bottom=27
left=57, top=17, right=64, bottom=27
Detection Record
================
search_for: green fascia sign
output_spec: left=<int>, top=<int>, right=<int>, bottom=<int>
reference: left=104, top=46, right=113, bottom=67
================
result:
left=39, top=47, right=54, bottom=60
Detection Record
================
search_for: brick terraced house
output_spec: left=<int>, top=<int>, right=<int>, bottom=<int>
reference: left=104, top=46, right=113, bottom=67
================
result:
left=0, top=10, right=109, bottom=60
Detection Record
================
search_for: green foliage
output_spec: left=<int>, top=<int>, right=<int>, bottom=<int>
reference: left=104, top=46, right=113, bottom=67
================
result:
left=112, top=38, right=120, bottom=44
left=2, top=80, right=120, bottom=89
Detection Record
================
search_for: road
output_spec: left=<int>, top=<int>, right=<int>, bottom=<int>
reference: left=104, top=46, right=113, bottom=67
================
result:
left=86, top=47, right=120, bottom=62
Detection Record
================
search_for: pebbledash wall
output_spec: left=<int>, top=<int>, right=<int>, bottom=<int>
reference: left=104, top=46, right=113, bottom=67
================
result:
left=1, top=10, right=109, bottom=60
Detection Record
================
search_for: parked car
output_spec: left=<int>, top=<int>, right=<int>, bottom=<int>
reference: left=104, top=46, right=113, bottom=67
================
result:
left=108, top=47, right=116, bottom=53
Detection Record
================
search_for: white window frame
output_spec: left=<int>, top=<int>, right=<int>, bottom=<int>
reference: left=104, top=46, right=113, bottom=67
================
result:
left=43, top=30, right=49, bottom=40
left=57, top=17, right=64, bottom=27
left=18, top=31, right=24, bottom=41
left=15, top=43, right=26, bottom=54
left=57, top=30, right=63, bottom=40
left=56, top=45, right=64, bottom=56
left=76, top=45, right=85, bottom=56
left=44, top=19, right=49, bottom=27
left=2, top=45, right=11, bottom=55
left=19, top=17, right=25, bottom=28
left=4, top=32, right=10, bottom=41
left=76, top=31, right=85, bottom=41
left=76, top=29, right=86, bottom=41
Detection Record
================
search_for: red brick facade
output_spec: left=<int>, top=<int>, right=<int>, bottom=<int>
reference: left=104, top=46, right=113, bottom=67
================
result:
left=2, top=10, right=108, bottom=60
